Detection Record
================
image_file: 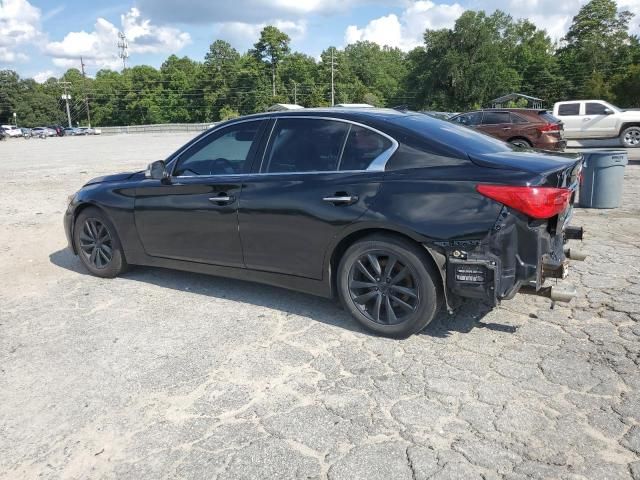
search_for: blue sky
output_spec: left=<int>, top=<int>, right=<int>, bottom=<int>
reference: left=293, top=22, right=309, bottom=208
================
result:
left=1, top=0, right=638, bottom=81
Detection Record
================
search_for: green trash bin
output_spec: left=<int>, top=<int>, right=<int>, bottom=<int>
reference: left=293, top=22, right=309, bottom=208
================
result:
left=578, top=150, right=628, bottom=208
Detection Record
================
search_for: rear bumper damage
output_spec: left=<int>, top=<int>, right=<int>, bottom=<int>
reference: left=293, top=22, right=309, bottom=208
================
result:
left=429, top=209, right=585, bottom=310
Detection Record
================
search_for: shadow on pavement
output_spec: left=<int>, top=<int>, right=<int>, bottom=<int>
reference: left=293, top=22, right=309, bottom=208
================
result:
left=49, top=248, right=515, bottom=338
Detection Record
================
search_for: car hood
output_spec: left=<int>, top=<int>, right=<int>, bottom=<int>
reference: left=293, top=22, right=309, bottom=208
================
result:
left=84, top=171, right=141, bottom=186
left=619, top=110, right=640, bottom=118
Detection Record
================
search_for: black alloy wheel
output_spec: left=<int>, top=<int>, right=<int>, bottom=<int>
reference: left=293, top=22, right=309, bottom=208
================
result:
left=79, top=218, right=113, bottom=269
left=73, top=207, right=128, bottom=278
left=348, top=251, right=420, bottom=325
left=337, top=234, right=441, bottom=338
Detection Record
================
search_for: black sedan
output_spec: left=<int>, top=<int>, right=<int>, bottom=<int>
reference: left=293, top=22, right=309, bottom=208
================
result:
left=64, top=108, right=584, bottom=337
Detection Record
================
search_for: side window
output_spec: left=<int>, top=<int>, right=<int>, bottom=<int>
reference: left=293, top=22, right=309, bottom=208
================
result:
left=510, top=113, right=528, bottom=124
left=340, top=125, right=392, bottom=171
left=174, top=121, right=261, bottom=176
left=586, top=102, right=608, bottom=115
left=482, top=112, right=510, bottom=125
left=262, top=119, right=349, bottom=173
left=453, top=111, right=482, bottom=126
left=558, top=103, right=580, bottom=116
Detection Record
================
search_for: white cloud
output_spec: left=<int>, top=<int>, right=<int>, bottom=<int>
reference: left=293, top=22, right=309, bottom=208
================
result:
left=214, top=19, right=307, bottom=51
left=345, top=1, right=464, bottom=50
left=44, top=8, right=191, bottom=70
left=0, top=0, right=41, bottom=64
left=33, top=69, right=54, bottom=83
left=344, top=0, right=640, bottom=50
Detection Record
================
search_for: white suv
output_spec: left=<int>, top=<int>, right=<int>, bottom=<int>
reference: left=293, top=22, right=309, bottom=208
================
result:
left=1, top=125, right=22, bottom=138
left=553, top=100, right=640, bottom=148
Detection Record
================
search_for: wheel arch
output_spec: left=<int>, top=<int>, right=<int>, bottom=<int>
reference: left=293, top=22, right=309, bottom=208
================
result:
left=507, top=136, right=532, bottom=146
left=620, top=122, right=640, bottom=131
left=327, top=226, right=448, bottom=308
left=70, top=202, right=123, bottom=256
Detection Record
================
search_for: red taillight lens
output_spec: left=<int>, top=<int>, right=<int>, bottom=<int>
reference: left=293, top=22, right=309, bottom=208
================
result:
left=538, top=123, right=561, bottom=134
left=476, top=185, right=571, bottom=219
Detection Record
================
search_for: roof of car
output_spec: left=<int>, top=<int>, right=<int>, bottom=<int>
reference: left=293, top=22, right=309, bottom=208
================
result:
left=244, top=107, right=409, bottom=120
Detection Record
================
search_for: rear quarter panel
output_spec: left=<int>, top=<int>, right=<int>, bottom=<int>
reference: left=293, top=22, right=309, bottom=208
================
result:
left=361, top=164, right=530, bottom=242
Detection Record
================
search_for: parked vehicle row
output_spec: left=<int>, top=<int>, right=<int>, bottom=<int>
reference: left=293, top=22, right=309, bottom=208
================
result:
left=64, top=108, right=584, bottom=338
left=1, top=125, right=102, bottom=139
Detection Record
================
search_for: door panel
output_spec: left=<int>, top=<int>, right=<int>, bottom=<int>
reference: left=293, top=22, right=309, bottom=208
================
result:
left=134, top=178, right=244, bottom=266
left=556, top=103, right=583, bottom=138
left=582, top=102, right=618, bottom=138
left=479, top=111, right=512, bottom=141
left=237, top=172, right=383, bottom=279
left=133, top=120, right=266, bottom=267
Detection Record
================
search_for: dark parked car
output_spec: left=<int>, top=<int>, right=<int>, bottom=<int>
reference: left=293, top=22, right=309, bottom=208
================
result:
left=64, top=108, right=584, bottom=337
left=450, top=109, right=566, bottom=150
left=48, top=125, right=65, bottom=136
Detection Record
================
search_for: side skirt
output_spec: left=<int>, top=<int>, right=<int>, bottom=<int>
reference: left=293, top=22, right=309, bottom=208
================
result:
left=131, top=255, right=334, bottom=299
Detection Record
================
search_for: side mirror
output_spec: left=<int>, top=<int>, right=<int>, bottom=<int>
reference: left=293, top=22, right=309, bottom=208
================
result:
left=145, top=160, right=169, bottom=180
left=604, top=108, right=613, bottom=115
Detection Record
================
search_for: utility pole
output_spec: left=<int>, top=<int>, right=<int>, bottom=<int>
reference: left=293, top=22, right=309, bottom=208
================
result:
left=59, top=81, right=72, bottom=128
left=330, top=48, right=336, bottom=107
left=117, top=32, right=129, bottom=70
left=293, top=81, right=297, bottom=105
left=80, top=57, right=91, bottom=128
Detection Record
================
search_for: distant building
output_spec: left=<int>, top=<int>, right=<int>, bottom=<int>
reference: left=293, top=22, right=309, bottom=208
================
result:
left=266, top=103, right=304, bottom=112
left=488, top=93, right=544, bottom=109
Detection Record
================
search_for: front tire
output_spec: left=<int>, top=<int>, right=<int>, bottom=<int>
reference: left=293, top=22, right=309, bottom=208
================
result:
left=337, top=234, right=441, bottom=338
left=621, top=126, right=640, bottom=148
left=73, top=207, right=128, bottom=278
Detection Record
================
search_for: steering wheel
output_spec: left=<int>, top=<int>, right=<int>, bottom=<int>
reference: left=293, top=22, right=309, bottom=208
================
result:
left=211, top=158, right=235, bottom=175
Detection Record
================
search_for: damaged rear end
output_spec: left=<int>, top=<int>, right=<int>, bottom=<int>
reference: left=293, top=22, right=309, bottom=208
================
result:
left=446, top=149, right=585, bottom=307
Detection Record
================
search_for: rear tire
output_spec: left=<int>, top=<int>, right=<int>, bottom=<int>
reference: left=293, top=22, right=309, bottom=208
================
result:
left=509, top=138, right=532, bottom=148
left=621, top=126, right=640, bottom=148
left=73, top=207, right=128, bottom=278
left=337, top=234, right=441, bottom=338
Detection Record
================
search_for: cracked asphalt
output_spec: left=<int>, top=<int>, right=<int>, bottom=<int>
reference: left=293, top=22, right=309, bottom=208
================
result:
left=1, top=134, right=639, bottom=479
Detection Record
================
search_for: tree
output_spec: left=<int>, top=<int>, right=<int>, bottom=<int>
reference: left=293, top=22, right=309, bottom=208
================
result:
left=160, top=55, right=205, bottom=122
left=252, top=26, right=291, bottom=97
left=612, top=64, right=640, bottom=106
left=558, top=0, right=635, bottom=97
left=406, top=11, right=521, bottom=110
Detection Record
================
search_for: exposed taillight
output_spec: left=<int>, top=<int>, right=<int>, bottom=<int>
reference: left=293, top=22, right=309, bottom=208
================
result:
left=476, top=185, right=571, bottom=219
left=538, top=123, right=562, bottom=134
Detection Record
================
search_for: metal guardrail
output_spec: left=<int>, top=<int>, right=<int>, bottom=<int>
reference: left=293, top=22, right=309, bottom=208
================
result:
left=99, top=123, right=217, bottom=135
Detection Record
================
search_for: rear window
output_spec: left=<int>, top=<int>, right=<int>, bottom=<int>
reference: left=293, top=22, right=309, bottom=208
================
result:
left=510, top=113, right=528, bottom=124
left=482, top=112, right=510, bottom=125
left=339, top=125, right=392, bottom=171
left=390, top=113, right=514, bottom=158
left=558, top=103, right=580, bottom=116
left=539, top=111, right=561, bottom=124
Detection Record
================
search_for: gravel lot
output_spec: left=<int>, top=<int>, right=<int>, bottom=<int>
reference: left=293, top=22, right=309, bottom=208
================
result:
left=1, top=134, right=640, bottom=479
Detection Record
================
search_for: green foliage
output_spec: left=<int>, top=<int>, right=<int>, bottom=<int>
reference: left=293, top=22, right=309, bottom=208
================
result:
left=558, top=0, right=635, bottom=97
left=2, top=1, right=639, bottom=127
left=612, top=64, right=640, bottom=106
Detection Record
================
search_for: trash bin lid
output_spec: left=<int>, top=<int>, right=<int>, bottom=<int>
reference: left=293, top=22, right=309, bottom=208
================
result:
left=581, top=149, right=628, bottom=168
